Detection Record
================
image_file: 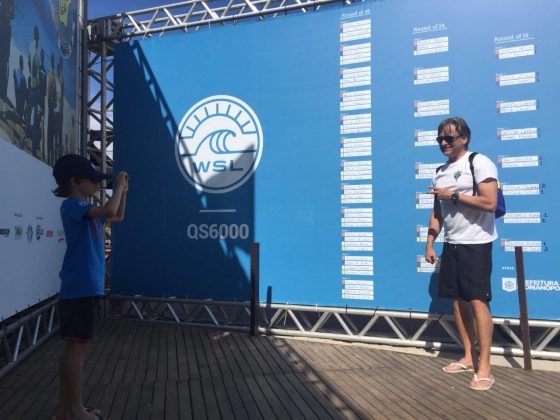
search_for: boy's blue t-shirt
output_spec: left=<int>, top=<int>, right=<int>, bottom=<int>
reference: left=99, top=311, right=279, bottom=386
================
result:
left=59, top=198, right=106, bottom=299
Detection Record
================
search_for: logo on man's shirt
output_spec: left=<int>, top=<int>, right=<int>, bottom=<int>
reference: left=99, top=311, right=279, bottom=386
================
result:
left=454, top=170, right=462, bottom=181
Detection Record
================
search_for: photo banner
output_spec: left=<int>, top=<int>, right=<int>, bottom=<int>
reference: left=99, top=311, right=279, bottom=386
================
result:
left=113, top=0, right=560, bottom=319
left=0, top=0, right=80, bottom=319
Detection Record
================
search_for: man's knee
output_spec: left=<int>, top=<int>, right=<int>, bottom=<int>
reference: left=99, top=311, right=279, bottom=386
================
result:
left=470, top=299, right=490, bottom=315
left=453, top=297, right=470, bottom=310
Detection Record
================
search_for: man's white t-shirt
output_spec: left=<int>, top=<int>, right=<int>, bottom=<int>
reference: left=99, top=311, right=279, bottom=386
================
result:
left=432, top=152, right=498, bottom=244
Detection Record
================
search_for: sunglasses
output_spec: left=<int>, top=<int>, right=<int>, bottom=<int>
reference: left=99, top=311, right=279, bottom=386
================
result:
left=436, top=135, right=461, bottom=144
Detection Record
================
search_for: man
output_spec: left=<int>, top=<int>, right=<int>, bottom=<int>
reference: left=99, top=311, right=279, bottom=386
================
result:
left=425, top=117, right=498, bottom=391
left=0, top=0, right=14, bottom=101
left=47, top=53, right=57, bottom=165
left=28, top=26, right=41, bottom=157
left=13, top=54, right=27, bottom=119
left=56, top=57, right=65, bottom=160
left=38, top=48, right=48, bottom=159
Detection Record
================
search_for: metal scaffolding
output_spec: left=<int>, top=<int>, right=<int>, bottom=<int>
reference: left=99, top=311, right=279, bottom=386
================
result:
left=108, top=295, right=560, bottom=360
left=0, top=298, right=59, bottom=378
left=90, top=0, right=353, bottom=41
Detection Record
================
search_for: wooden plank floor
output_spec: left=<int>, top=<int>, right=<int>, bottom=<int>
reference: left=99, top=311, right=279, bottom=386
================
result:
left=1, top=318, right=559, bottom=419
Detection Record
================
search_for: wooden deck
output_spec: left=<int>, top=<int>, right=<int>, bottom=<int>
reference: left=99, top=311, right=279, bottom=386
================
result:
left=1, top=318, right=559, bottom=419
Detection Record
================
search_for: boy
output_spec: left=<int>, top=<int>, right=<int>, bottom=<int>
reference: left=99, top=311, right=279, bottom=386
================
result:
left=52, top=154, right=128, bottom=419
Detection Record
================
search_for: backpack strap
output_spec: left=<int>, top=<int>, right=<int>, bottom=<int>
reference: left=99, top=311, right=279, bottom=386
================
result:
left=469, top=152, right=479, bottom=196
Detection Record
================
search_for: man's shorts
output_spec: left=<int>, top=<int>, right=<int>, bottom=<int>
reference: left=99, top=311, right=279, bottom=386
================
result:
left=438, top=242, right=493, bottom=302
left=58, top=296, right=99, bottom=342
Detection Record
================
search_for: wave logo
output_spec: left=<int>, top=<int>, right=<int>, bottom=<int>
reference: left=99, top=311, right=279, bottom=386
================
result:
left=175, top=95, right=263, bottom=194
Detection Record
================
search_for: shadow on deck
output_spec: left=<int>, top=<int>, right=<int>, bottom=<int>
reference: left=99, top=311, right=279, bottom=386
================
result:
left=1, top=318, right=559, bottom=419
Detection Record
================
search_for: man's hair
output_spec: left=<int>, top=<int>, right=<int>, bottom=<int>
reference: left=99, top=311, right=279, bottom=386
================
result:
left=438, top=117, right=471, bottom=149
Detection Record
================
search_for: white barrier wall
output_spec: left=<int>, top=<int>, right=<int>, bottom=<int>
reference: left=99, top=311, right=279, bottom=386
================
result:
left=0, top=140, right=65, bottom=320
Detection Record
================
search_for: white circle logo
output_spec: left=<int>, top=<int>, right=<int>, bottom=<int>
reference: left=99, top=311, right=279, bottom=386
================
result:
left=175, top=95, right=263, bottom=193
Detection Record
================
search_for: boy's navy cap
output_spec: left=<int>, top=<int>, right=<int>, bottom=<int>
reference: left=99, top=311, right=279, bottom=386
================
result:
left=53, top=154, right=111, bottom=184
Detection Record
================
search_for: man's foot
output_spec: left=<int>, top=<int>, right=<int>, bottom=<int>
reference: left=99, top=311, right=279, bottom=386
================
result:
left=470, top=373, right=495, bottom=391
left=442, top=359, right=474, bottom=373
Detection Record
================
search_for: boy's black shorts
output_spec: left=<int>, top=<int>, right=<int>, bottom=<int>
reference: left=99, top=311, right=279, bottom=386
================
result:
left=58, top=296, right=99, bottom=343
left=438, top=242, right=493, bottom=302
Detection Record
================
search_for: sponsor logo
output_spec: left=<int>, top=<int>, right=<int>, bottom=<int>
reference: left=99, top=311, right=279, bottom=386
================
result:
left=502, top=278, right=560, bottom=292
left=0, top=228, right=10, bottom=238
left=526, top=280, right=560, bottom=292
left=14, top=225, right=23, bottom=240
left=175, top=95, right=263, bottom=194
left=502, top=277, right=517, bottom=292
left=26, top=224, right=33, bottom=242
left=57, top=229, right=65, bottom=243
left=36, top=225, right=44, bottom=241
left=46, top=230, right=54, bottom=238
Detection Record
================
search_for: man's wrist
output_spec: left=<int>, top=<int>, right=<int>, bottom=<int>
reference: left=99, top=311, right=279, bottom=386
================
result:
left=451, top=192, right=459, bottom=204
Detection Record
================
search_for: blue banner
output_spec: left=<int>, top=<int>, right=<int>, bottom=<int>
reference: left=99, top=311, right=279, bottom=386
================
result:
left=113, top=0, right=560, bottom=319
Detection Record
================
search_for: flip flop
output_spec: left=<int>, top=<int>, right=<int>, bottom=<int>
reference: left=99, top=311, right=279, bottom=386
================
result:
left=442, top=361, right=474, bottom=374
left=470, top=374, right=495, bottom=391
left=85, top=407, right=103, bottom=416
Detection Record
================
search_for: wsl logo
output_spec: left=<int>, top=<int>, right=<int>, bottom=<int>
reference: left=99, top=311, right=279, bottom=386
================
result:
left=175, top=95, right=263, bottom=194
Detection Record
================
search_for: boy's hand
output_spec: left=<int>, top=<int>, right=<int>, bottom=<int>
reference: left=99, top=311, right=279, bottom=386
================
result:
left=116, top=171, right=129, bottom=191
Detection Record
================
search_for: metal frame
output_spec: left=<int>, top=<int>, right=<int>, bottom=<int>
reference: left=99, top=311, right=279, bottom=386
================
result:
left=109, top=295, right=560, bottom=360
left=86, top=40, right=115, bottom=205
left=90, top=0, right=354, bottom=41
left=0, top=298, right=59, bottom=377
